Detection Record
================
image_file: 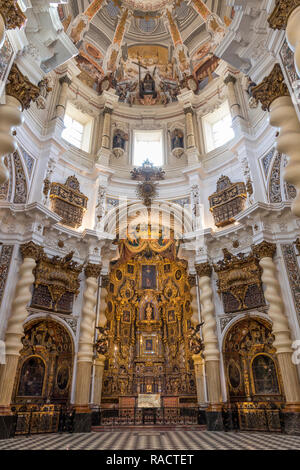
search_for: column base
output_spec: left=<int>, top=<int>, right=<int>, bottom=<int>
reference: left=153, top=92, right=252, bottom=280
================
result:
left=281, top=404, right=300, bottom=435
left=0, top=413, right=16, bottom=439
left=73, top=407, right=92, bottom=433
left=205, top=404, right=224, bottom=431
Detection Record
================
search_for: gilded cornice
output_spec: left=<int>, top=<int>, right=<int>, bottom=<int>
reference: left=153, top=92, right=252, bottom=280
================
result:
left=268, top=0, right=300, bottom=30
left=195, top=262, right=212, bottom=278
left=20, top=241, right=43, bottom=261
left=0, top=0, right=26, bottom=30
left=6, top=64, right=40, bottom=111
left=253, top=241, right=277, bottom=260
left=252, top=64, right=289, bottom=111
left=85, top=263, right=102, bottom=279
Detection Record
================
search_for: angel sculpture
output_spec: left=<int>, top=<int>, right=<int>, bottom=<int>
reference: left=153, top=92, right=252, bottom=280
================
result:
left=187, top=322, right=204, bottom=355
left=95, top=326, right=109, bottom=356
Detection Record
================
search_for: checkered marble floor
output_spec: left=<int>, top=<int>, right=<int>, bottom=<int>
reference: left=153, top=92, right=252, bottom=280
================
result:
left=0, top=431, right=300, bottom=450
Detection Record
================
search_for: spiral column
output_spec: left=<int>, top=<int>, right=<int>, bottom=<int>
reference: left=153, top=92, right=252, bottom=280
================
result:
left=0, top=64, right=39, bottom=185
left=74, top=263, right=101, bottom=431
left=0, top=242, right=40, bottom=437
left=268, top=2, right=300, bottom=78
left=255, top=241, right=300, bottom=433
left=196, top=262, right=223, bottom=430
left=252, top=64, right=300, bottom=217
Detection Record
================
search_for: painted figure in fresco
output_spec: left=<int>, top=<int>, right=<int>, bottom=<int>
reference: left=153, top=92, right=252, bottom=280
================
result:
left=140, top=73, right=157, bottom=98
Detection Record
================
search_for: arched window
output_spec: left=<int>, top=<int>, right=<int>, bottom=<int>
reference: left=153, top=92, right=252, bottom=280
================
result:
left=252, top=355, right=279, bottom=395
left=17, top=357, right=45, bottom=397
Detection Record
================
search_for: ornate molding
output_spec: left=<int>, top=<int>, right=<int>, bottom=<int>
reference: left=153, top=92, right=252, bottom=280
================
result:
left=0, top=0, right=26, bottom=30
left=20, top=241, right=42, bottom=261
left=195, top=262, right=212, bottom=278
left=252, top=64, right=289, bottom=111
left=32, top=251, right=82, bottom=311
left=268, top=0, right=300, bottom=30
left=85, top=263, right=102, bottom=279
left=224, top=74, right=236, bottom=86
left=209, top=175, right=247, bottom=227
left=214, top=249, right=265, bottom=314
left=50, top=175, right=88, bottom=229
left=59, top=75, right=72, bottom=86
left=6, top=64, right=40, bottom=111
left=253, top=241, right=277, bottom=260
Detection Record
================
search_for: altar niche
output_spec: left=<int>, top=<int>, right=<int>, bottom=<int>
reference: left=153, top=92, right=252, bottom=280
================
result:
left=223, top=317, right=285, bottom=432
left=101, top=239, right=197, bottom=410
left=12, top=319, right=74, bottom=406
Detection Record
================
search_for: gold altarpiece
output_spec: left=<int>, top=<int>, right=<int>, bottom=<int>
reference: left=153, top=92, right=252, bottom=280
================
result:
left=102, top=237, right=197, bottom=408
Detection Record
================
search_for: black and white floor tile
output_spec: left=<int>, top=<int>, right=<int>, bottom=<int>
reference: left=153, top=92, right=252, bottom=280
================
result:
left=0, top=431, right=300, bottom=450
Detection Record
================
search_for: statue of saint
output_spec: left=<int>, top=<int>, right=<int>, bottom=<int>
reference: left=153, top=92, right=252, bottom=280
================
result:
left=145, top=303, right=153, bottom=321
left=140, top=73, right=157, bottom=98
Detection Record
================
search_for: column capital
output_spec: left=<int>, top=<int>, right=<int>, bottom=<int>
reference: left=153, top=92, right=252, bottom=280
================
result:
left=84, top=263, right=102, bottom=279
left=0, top=0, right=26, bottom=30
left=268, top=0, right=300, bottom=30
left=20, top=241, right=43, bottom=261
left=6, top=64, right=40, bottom=111
left=59, top=75, right=72, bottom=87
left=184, top=105, right=194, bottom=115
left=252, top=64, right=289, bottom=111
left=253, top=240, right=277, bottom=259
left=103, top=106, right=113, bottom=115
left=195, top=262, right=212, bottom=278
left=224, top=74, right=236, bottom=86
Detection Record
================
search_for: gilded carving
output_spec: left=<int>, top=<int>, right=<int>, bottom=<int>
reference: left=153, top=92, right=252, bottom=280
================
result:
left=253, top=241, right=277, bottom=260
left=102, top=238, right=196, bottom=403
left=252, top=64, right=289, bottom=111
left=20, top=241, right=42, bottom=261
left=6, top=64, right=40, bottom=111
left=209, top=175, right=247, bottom=227
left=268, top=0, right=300, bottom=30
left=31, top=251, right=82, bottom=312
left=85, top=263, right=102, bottom=279
left=195, top=262, right=212, bottom=278
left=50, top=175, right=88, bottom=228
left=0, top=0, right=26, bottom=30
left=214, top=249, right=265, bottom=314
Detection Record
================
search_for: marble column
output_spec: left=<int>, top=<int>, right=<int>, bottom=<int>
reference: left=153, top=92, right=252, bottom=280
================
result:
left=255, top=241, right=300, bottom=434
left=0, top=64, right=39, bottom=185
left=252, top=64, right=300, bottom=217
left=268, top=1, right=300, bottom=78
left=193, top=354, right=206, bottom=403
left=56, top=75, right=72, bottom=118
left=224, top=74, right=241, bottom=119
left=74, top=263, right=101, bottom=432
left=196, top=262, right=223, bottom=430
left=0, top=241, right=41, bottom=438
left=101, top=107, right=113, bottom=150
left=93, top=354, right=105, bottom=406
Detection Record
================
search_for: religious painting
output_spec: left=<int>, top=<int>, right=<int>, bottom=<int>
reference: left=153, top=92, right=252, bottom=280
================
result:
left=228, top=360, right=241, bottom=389
left=127, top=264, right=134, bottom=274
left=252, top=355, right=280, bottom=395
left=175, top=269, right=182, bottom=280
left=109, top=282, right=114, bottom=293
left=164, top=264, right=170, bottom=273
left=142, top=265, right=157, bottom=289
left=17, top=357, right=45, bottom=397
left=56, top=365, right=70, bottom=391
left=116, top=269, right=122, bottom=281
left=168, top=310, right=175, bottom=322
left=145, top=339, right=153, bottom=352
left=122, top=310, right=131, bottom=323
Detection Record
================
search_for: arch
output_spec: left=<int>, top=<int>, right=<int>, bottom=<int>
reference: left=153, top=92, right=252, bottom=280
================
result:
left=13, top=317, right=75, bottom=405
left=222, top=315, right=284, bottom=403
